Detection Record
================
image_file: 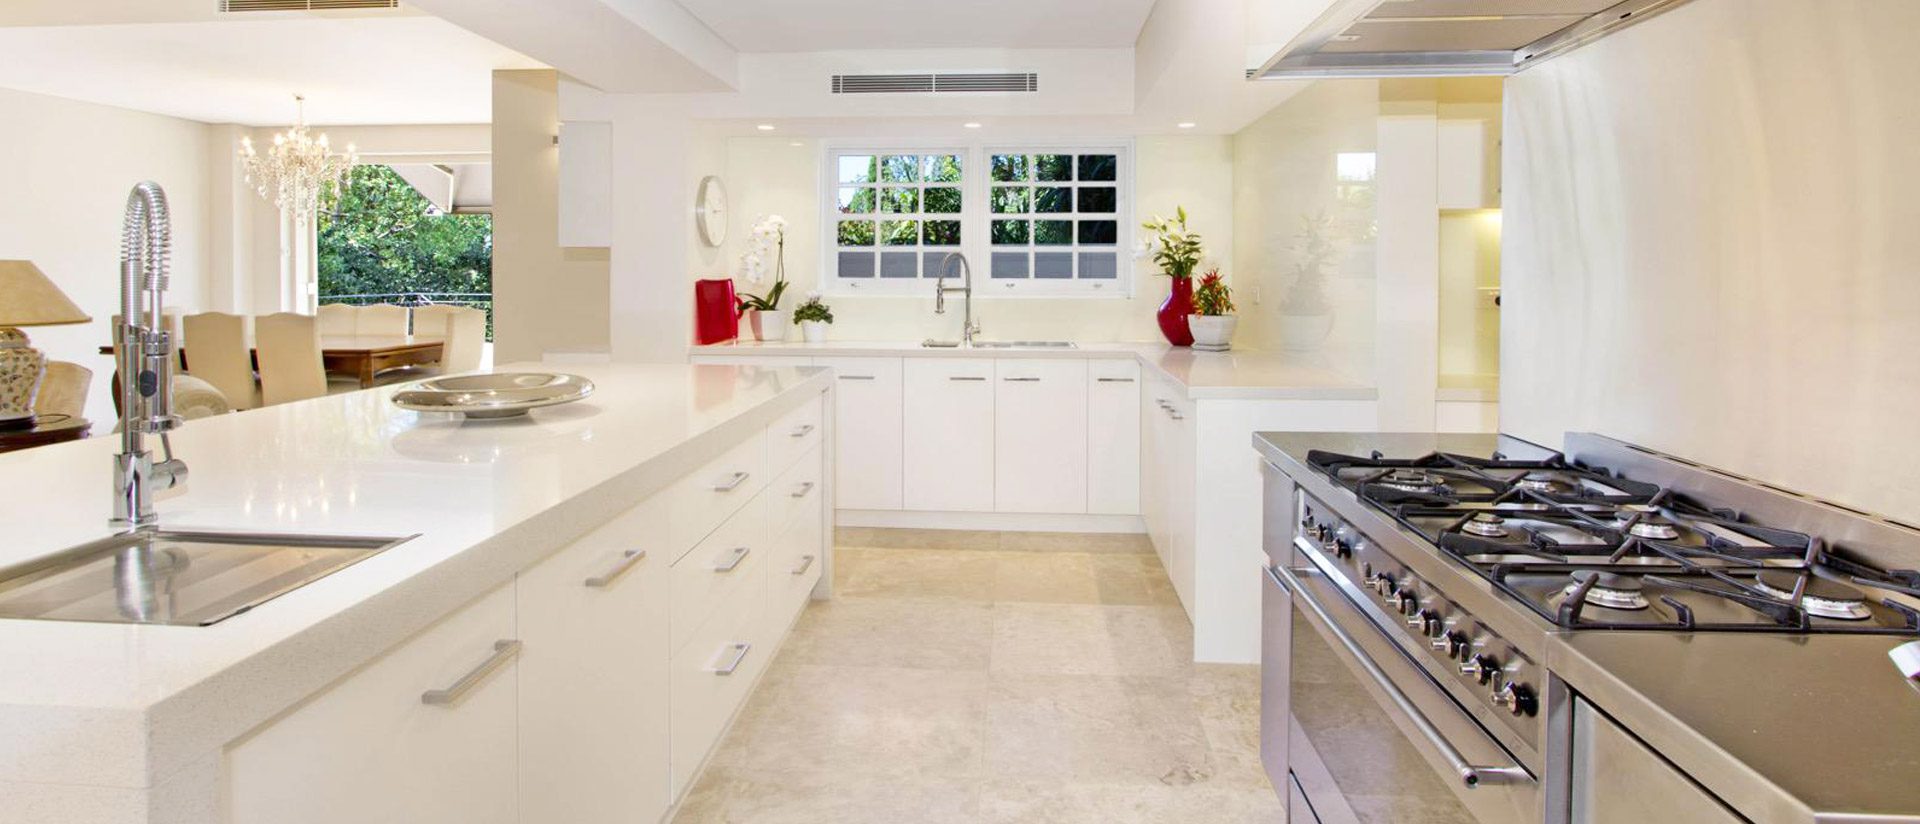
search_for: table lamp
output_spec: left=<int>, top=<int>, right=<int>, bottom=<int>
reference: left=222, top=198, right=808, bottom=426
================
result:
left=0, top=260, right=91, bottom=429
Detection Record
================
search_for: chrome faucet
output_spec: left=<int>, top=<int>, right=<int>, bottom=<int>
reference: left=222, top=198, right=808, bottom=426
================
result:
left=113, top=181, right=188, bottom=529
left=935, top=252, right=980, bottom=346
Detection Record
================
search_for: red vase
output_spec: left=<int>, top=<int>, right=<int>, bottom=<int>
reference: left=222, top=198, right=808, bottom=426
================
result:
left=1157, top=277, right=1195, bottom=346
left=693, top=279, right=740, bottom=345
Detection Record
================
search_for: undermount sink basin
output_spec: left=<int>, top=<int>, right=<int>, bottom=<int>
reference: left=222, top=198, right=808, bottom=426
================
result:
left=0, top=529, right=414, bottom=626
left=920, top=340, right=1078, bottom=349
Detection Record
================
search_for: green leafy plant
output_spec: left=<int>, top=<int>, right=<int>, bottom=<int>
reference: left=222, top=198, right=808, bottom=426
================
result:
left=1192, top=269, right=1235, bottom=316
left=793, top=295, right=834, bottom=324
left=1140, top=206, right=1204, bottom=280
left=737, top=279, right=787, bottom=312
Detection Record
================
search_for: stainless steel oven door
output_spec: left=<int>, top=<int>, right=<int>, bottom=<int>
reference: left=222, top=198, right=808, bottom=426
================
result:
left=1266, top=558, right=1540, bottom=824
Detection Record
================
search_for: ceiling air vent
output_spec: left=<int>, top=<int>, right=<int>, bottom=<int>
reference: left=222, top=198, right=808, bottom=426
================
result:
left=219, top=0, right=400, bottom=11
left=831, top=72, right=1039, bottom=95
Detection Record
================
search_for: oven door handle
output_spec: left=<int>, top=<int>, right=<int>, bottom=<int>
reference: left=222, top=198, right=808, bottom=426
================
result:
left=1271, top=563, right=1533, bottom=789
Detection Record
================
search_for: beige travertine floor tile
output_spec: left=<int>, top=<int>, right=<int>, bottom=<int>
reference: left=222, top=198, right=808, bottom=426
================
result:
left=780, top=598, right=994, bottom=670
left=990, top=603, right=1191, bottom=678
left=836, top=547, right=998, bottom=601
left=674, top=767, right=983, bottom=824
left=835, top=526, right=1002, bottom=551
left=1090, top=553, right=1182, bottom=606
left=711, top=663, right=990, bottom=780
left=990, top=552, right=1101, bottom=604
left=999, top=530, right=1155, bottom=554
left=978, top=779, right=1286, bottom=824
left=985, top=674, right=1213, bottom=786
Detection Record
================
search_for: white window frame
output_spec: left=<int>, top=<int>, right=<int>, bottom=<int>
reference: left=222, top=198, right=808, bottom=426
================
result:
left=820, top=140, right=1134, bottom=298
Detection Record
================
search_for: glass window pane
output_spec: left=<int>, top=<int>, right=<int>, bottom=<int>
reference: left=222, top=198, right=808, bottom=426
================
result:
left=880, top=155, right=919, bottom=183
left=837, top=220, right=875, bottom=246
left=837, top=155, right=877, bottom=184
left=880, top=251, right=919, bottom=278
left=923, top=187, right=963, bottom=213
left=924, top=252, right=959, bottom=278
left=923, top=220, right=961, bottom=245
left=991, top=252, right=1029, bottom=279
left=1078, top=154, right=1117, bottom=181
left=1034, top=187, right=1072, bottom=214
left=1035, top=154, right=1073, bottom=181
left=1077, top=187, right=1117, bottom=213
left=1077, top=220, right=1118, bottom=245
left=838, top=251, right=875, bottom=278
left=922, top=154, right=963, bottom=183
left=880, top=188, right=920, bottom=214
left=1079, top=252, right=1118, bottom=279
left=991, top=187, right=1032, bottom=214
left=882, top=220, right=920, bottom=246
left=1034, top=220, right=1072, bottom=245
left=991, top=154, right=1030, bottom=182
left=991, top=219, right=1030, bottom=245
left=837, top=187, right=876, bottom=214
left=1034, top=252, right=1074, bottom=279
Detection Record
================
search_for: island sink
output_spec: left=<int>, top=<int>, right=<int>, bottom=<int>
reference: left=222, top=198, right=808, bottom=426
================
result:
left=0, top=529, right=413, bottom=626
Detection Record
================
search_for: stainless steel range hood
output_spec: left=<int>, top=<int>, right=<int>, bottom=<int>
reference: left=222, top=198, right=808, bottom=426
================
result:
left=1253, top=0, right=1695, bottom=79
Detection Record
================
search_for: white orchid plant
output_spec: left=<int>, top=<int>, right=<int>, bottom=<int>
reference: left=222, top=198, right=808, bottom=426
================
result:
left=737, top=214, right=790, bottom=312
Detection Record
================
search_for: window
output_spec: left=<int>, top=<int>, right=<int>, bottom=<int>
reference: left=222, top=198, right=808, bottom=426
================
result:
left=824, top=144, right=1130, bottom=295
left=318, top=164, right=494, bottom=337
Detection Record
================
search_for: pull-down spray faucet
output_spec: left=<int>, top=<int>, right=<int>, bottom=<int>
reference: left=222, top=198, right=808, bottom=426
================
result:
left=113, top=181, right=188, bottom=529
left=935, top=252, right=980, bottom=347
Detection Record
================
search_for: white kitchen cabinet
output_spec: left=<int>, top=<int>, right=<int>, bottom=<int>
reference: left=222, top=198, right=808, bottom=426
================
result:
left=1438, top=118, right=1499, bottom=209
left=1142, top=372, right=1196, bottom=612
left=669, top=570, right=770, bottom=798
left=904, top=358, right=996, bottom=512
left=1086, top=359, right=1141, bottom=515
left=516, top=496, right=672, bottom=824
left=995, top=359, right=1088, bottom=514
left=557, top=121, right=612, bottom=247
left=227, top=584, right=520, bottom=824
left=816, top=356, right=903, bottom=511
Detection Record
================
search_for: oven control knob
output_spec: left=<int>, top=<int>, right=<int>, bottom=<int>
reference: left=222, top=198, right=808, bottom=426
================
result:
left=1492, top=682, right=1539, bottom=717
left=1334, top=538, right=1354, bottom=558
left=1460, top=654, right=1500, bottom=685
left=1406, top=609, right=1441, bottom=635
left=1369, top=573, right=1394, bottom=595
left=1394, top=590, right=1420, bottom=616
left=1432, top=630, right=1470, bottom=657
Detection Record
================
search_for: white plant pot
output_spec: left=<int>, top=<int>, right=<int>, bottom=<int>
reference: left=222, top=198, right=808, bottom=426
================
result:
left=800, top=320, right=830, bottom=343
left=1188, top=314, right=1237, bottom=349
left=749, top=310, right=790, bottom=342
left=1278, top=312, right=1334, bottom=352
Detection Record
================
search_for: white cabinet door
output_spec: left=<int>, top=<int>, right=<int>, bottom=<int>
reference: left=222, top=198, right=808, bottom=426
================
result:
left=227, top=584, right=519, bottom=824
left=1086, top=359, right=1141, bottom=515
left=516, top=496, right=672, bottom=824
left=904, top=358, right=996, bottom=512
left=815, top=357, right=903, bottom=510
left=994, top=359, right=1088, bottom=514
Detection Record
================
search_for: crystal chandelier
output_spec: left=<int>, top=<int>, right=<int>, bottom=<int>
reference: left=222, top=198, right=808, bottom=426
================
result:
left=238, top=95, right=357, bottom=220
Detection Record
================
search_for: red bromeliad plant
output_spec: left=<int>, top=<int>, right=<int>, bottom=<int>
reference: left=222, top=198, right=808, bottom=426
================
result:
left=1192, top=269, right=1235, bottom=316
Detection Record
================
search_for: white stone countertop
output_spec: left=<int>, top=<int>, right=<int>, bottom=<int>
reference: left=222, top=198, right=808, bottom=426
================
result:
left=690, top=340, right=1379, bottom=401
left=0, top=362, right=830, bottom=799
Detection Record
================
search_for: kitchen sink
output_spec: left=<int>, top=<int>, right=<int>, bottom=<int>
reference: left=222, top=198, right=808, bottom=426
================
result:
left=920, top=340, right=1078, bottom=349
left=0, top=529, right=414, bottom=626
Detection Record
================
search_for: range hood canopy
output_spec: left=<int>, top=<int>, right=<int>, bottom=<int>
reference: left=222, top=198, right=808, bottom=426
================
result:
left=1254, top=0, right=1694, bottom=79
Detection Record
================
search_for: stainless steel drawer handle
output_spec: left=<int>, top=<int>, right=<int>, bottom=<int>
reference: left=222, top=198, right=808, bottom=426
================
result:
left=712, top=642, right=752, bottom=676
left=421, top=640, right=521, bottom=707
left=838, top=375, right=875, bottom=381
left=949, top=376, right=987, bottom=381
left=1003, top=377, right=1041, bottom=382
left=1156, top=398, right=1171, bottom=408
left=791, top=481, right=816, bottom=498
left=1270, top=565, right=1532, bottom=789
left=583, top=549, right=648, bottom=588
left=1168, top=410, right=1185, bottom=420
left=1097, top=377, right=1135, bottom=383
left=789, top=424, right=815, bottom=438
left=713, top=546, right=751, bottom=572
left=792, top=554, right=816, bottom=575
left=712, top=471, right=750, bottom=492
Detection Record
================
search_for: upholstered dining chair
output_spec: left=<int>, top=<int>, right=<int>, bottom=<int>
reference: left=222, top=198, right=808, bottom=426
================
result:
left=182, top=312, right=258, bottom=410
left=254, top=312, right=328, bottom=406
left=355, top=304, right=410, bottom=337
left=437, top=307, right=487, bottom=373
left=33, top=361, right=90, bottom=419
left=410, top=304, right=454, bottom=340
left=316, top=303, right=358, bottom=337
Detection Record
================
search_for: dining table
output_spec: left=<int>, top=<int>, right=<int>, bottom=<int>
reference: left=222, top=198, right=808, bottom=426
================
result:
left=99, top=335, right=445, bottom=389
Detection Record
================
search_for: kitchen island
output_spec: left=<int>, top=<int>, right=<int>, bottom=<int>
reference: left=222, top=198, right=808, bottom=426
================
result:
left=0, top=362, right=833, bottom=824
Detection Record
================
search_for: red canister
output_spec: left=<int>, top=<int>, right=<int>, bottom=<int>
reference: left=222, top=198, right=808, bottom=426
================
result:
left=693, top=278, right=740, bottom=344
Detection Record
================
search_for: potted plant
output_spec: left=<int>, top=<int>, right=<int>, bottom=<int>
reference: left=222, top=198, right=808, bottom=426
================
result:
left=737, top=214, right=790, bottom=341
left=1280, top=211, right=1340, bottom=352
left=1141, top=206, right=1203, bottom=346
left=793, top=293, right=833, bottom=343
left=1188, top=269, right=1236, bottom=350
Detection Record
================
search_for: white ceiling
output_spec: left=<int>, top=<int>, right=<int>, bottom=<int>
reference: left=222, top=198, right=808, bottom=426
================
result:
left=673, top=0, right=1162, bottom=52
left=0, top=16, right=543, bottom=126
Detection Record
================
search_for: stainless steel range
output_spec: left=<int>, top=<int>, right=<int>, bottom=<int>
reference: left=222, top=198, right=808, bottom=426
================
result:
left=1257, top=432, right=1920, bottom=824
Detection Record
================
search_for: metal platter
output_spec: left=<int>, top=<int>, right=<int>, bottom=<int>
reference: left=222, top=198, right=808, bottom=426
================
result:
left=391, top=372, right=594, bottom=419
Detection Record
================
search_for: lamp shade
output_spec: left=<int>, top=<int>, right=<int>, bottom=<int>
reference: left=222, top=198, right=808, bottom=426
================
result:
left=0, top=260, right=90, bottom=327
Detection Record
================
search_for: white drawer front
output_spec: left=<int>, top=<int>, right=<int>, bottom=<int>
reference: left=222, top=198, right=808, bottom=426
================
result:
left=669, top=430, right=768, bottom=562
left=768, top=496, right=824, bottom=635
left=770, top=444, right=824, bottom=534
left=767, top=392, right=825, bottom=474
left=670, top=490, right=768, bottom=655
left=669, top=577, right=768, bottom=799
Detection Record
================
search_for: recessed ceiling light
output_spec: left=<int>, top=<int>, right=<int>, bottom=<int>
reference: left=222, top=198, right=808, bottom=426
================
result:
left=789, top=141, right=804, bottom=147
left=963, top=122, right=983, bottom=129
left=756, top=124, right=776, bottom=131
left=1177, top=122, right=1197, bottom=129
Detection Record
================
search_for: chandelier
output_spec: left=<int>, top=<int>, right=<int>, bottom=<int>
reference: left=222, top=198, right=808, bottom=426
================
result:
left=238, top=95, right=358, bottom=220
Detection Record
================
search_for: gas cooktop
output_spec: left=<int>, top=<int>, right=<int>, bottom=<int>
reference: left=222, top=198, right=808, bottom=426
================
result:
left=1306, top=449, right=1920, bottom=635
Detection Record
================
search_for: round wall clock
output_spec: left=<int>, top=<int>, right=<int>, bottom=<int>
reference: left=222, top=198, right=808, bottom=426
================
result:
left=696, top=175, right=728, bottom=247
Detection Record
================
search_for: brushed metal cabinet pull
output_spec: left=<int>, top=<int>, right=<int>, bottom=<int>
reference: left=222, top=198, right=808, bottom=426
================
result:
left=838, top=375, right=875, bottom=381
left=712, top=471, right=750, bottom=492
left=789, top=424, right=815, bottom=438
left=712, top=642, right=752, bottom=676
left=713, top=546, right=752, bottom=572
left=1097, top=377, right=1135, bottom=383
left=949, top=376, right=987, bottom=381
left=421, top=640, right=521, bottom=707
left=583, top=549, right=647, bottom=588
left=1003, top=377, right=1041, bottom=382
left=791, top=481, right=816, bottom=498
left=792, top=554, right=817, bottom=575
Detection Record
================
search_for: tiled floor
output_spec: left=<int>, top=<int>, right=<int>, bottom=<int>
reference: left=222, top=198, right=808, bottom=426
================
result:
left=673, top=528, right=1284, bottom=824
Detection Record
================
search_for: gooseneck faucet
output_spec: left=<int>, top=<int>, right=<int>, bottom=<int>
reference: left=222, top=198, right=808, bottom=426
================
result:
left=935, top=252, right=980, bottom=346
left=113, top=181, right=188, bottom=529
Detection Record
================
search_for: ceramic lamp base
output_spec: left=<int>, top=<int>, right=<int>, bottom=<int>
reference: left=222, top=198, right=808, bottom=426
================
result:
left=0, top=328, right=45, bottom=428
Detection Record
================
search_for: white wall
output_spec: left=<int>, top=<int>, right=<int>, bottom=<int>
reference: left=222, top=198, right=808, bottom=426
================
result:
left=0, top=86, right=211, bottom=426
left=1501, top=0, right=1920, bottom=521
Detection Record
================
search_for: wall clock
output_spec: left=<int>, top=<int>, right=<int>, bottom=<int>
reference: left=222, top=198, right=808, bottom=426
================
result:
left=696, top=175, right=728, bottom=247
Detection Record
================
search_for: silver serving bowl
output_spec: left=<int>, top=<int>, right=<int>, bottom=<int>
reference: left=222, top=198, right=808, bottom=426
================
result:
left=391, top=372, right=595, bottom=419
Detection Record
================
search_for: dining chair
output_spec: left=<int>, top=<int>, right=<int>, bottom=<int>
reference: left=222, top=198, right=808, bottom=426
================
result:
left=255, top=312, right=329, bottom=406
left=411, top=304, right=454, bottom=339
left=356, top=304, right=410, bottom=337
left=316, top=303, right=358, bottom=337
left=438, top=307, right=487, bottom=373
left=34, top=361, right=91, bottom=419
left=182, top=312, right=258, bottom=410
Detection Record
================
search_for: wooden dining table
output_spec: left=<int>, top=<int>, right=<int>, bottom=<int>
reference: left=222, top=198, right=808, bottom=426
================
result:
left=99, top=335, right=446, bottom=389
